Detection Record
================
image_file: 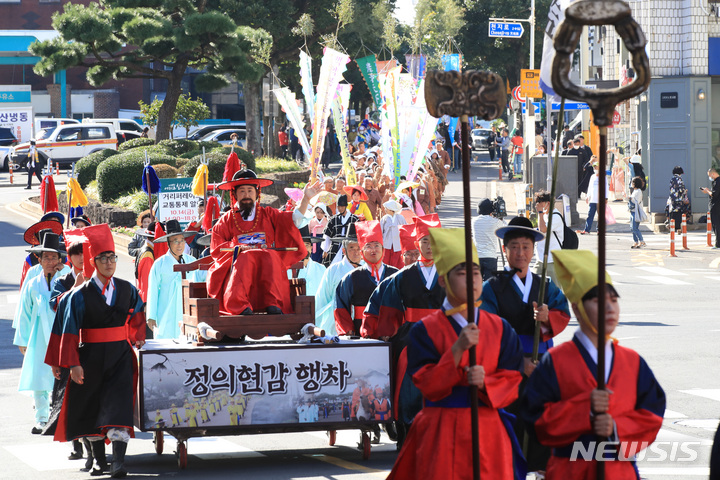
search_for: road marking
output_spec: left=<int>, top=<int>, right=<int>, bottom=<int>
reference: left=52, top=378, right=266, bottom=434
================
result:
left=305, top=454, right=388, bottom=475
left=631, top=253, right=664, bottom=266
left=711, top=257, right=720, bottom=269
left=705, top=276, right=720, bottom=281
left=679, top=389, right=720, bottom=402
left=674, top=419, right=720, bottom=431
left=663, top=409, right=687, bottom=419
left=636, top=276, right=691, bottom=285
left=4, top=442, right=84, bottom=471
left=636, top=266, right=687, bottom=276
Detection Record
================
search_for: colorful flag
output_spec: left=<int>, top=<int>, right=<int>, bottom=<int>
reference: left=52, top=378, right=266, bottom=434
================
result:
left=299, top=50, right=315, bottom=126
left=356, top=55, right=383, bottom=109
left=540, top=0, right=577, bottom=97
left=273, top=87, right=310, bottom=157
left=331, top=96, right=356, bottom=186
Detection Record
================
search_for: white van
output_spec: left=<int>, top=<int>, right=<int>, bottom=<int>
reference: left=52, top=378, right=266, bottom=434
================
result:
left=11, top=122, right=117, bottom=167
left=83, top=118, right=144, bottom=135
left=33, top=117, right=79, bottom=136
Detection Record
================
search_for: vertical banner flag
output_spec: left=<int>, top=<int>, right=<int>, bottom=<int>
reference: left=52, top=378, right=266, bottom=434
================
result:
left=299, top=50, right=315, bottom=126
left=441, top=54, right=461, bottom=147
left=540, top=0, right=576, bottom=97
left=356, top=55, right=383, bottom=110
left=331, top=96, right=356, bottom=186
left=336, top=83, right=352, bottom=127
left=381, top=66, right=403, bottom=188
left=273, top=87, right=311, bottom=157
left=406, top=54, right=427, bottom=80
left=309, top=47, right=351, bottom=182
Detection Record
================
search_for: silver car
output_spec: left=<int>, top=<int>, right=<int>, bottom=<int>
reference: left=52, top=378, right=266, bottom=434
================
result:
left=471, top=129, right=492, bottom=151
left=199, top=128, right=247, bottom=147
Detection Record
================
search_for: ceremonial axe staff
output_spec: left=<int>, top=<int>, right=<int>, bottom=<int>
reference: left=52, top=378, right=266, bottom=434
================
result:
left=551, top=1, right=650, bottom=478
left=425, top=70, right=506, bottom=480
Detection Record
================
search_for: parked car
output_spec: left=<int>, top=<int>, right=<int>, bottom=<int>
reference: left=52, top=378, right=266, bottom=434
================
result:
left=187, top=123, right=246, bottom=141
left=199, top=129, right=247, bottom=147
left=0, top=146, right=12, bottom=171
left=11, top=123, right=117, bottom=168
left=83, top=118, right=144, bottom=135
left=116, top=130, right=142, bottom=145
left=34, top=117, right=79, bottom=136
left=0, top=127, right=18, bottom=146
left=471, top=128, right=492, bottom=151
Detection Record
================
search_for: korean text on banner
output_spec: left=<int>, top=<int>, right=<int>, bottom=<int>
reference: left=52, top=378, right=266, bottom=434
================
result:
left=273, top=87, right=311, bottom=157
left=381, top=66, right=403, bottom=188
left=0, top=106, right=33, bottom=143
left=331, top=97, right=356, bottom=186
left=299, top=50, right=315, bottom=127
left=309, top=48, right=351, bottom=182
left=356, top=55, right=383, bottom=110
left=540, top=0, right=577, bottom=97
left=158, top=178, right=200, bottom=227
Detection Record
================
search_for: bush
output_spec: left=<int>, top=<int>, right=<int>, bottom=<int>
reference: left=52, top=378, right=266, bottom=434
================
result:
left=153, top=163, right=178, bottom=178
left=75, top=149, right=119, bottom=188
left=183, top=148, right=255, bottom=181
left=175, top=157, right=190, bottom=169
left=158, top=139, right=197, bottom=156
left=255, top=156, right=302, bottom=174
left=179, top=150, right=200, bottom=159
left=96, top=149, right=177, bottom=202
left=118, top=137, right=155, bottom=152
left=197, top=140, right=222, bottom=151
left=113, top=189, right=150, bottom=214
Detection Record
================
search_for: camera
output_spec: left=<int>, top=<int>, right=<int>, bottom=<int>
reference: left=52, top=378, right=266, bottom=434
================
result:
left=492, top=197, right=507, bottom=219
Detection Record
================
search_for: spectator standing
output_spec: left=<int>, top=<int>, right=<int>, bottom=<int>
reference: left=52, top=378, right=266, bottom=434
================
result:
left=128, top=212, right=153, bottom=257
left=701, top=168, right=720, bottom=248
left=666, top=166, right=690, bottom=232
left=25, top=141, right=43, bottom=190
left=471, top=199, right=504, bottom=280
left=577, top=159, right=608, bottom=234
left=499, top=128, right=511, bottom=179
left=510, top=130, right=524, bottom=180
left=534, top=190, right=563, bottom=286
left=278, top=127, right=289, bottom=159
left=487, top=126, right=497, bottom=163
left=629, top=176, right=648, bottom=248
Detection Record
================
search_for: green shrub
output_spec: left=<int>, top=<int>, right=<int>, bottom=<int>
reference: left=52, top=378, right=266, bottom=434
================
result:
left=118, top=137, right=155, bottom=152
left=113, top=189, right=150, bottom=214
left=255, top=156, right=302, bottom=174
left=179, top=150, right=200, bottom=159
left=153, top=163, right=178, bottom=178
left=175, top=157, right=190, bottom=169
left=183, top=148, right=255, bottom=181
left=75, top=149, right=119, bottom=188
left=96, top=149, right=177, bottom=202
left=158, top=139, right=197, bottom=156
left=197, top=140, right=222, bottom=151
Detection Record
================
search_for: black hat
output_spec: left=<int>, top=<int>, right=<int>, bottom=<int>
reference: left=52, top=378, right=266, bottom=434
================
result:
left=28, top=232, right=66, bottom=255
left=154, top=219, right=198, bottom=243
left=24, top=220, right=63, bottom=245
left=298, top=225, right=324, bottom=244
left=477, top=199, right=494, bottom=215
left=135, top=221, right=158, bottom=238
left=495, top=216, right=544, bottom=242
left=330, top=222, right=358, bottom=244
left=70, top=214, right=92, bottom=227
left=337, top=195, right=348, bottom=207
left=196, top=233, right=212, bottom=247
left=217, top=169, right=274, bottom=191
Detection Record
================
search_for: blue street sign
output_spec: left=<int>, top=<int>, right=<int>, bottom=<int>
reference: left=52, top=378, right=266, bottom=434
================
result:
left=521, top=101, right=589, bottom=113
left=489, top=22, right=524, bottom=38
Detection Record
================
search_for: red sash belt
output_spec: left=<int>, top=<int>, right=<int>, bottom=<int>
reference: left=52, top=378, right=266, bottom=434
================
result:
left=80, top=326, right=127, bottom=343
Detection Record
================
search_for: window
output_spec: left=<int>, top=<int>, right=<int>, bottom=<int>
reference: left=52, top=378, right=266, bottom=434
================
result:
left=85, top=127, right=110, bottom=139
left=56, top=128, right=82, bottom=142
left=120, top=122, right=143, bottom=133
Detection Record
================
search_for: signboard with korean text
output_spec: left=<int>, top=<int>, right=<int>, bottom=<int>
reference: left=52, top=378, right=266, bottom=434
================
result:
left=520, top=69, right=543, bottom=99
left=0, top=106, right=33, bottom=143
left=489, top=22, right=524, bottom=38
left=138, top=340, right=392, bottom=430
left=0, top=85, right=31, bottom=103
left=158, top=177, right=199, bottom=227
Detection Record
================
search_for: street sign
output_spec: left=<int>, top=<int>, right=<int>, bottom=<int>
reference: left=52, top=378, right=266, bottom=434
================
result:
left=520, top=69, right=543, bottom=99
left=489, top=22, right=524, bottom=38
left=0, top=85, right=31, bottom=103
left=521, top=101, right=590, bottom=113
left=613, top=110, right=622, bottom=125
left=512, top=86, right=525, bottom=103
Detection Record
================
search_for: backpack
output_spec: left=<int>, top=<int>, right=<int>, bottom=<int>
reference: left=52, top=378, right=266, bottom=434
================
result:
left=552, top=212, right=579, bottom=249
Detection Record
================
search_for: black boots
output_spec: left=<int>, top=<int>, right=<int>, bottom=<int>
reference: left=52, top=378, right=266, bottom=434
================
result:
left=89, top=440, right=108, bottom=476
left=110, top=441, right=128, bottom=478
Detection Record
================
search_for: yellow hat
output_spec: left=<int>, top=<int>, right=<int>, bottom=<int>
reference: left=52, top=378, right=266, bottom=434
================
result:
left=428, top=227, right=479, bottom=277
left=552, top=249, right=613, bottom=304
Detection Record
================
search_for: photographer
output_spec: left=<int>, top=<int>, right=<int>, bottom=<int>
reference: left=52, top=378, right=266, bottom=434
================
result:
left=471, top=198, right=504, bottom=280
left=534, top=190, right=563, bottom=286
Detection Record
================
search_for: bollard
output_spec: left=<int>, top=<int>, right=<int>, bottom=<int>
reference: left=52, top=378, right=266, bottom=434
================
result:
left=8, top=162, right=13, bottom=184
left=498, top=158, right=503, bottom=180
left=669, top=219, right=677, bottom=257
left=708, top=211, right=713, bottom=247
left=682, top=214, right=689, bottom=250
left=54, top=161, right=58, bottom=176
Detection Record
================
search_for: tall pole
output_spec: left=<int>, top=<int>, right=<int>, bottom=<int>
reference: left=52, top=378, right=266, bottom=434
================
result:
left=525, top=0, right=536, bottom=182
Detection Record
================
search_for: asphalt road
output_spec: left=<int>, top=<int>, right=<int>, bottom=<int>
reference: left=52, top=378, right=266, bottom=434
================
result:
left=2, top=159, right=720, bottom=479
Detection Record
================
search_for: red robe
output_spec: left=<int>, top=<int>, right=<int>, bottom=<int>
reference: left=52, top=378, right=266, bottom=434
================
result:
left=207, top=206, right=306, bottom=314
left=388, top=309, right=524, bottom=480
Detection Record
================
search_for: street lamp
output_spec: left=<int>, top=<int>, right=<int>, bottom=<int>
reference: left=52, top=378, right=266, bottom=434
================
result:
left=697, top=89, right=706, bottom=101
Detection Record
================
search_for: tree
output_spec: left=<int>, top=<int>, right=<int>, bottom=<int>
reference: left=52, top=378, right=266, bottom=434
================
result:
left=139, top=94, right=211, bottom=138
left=30, top=0, right=271, bottom=141
left=410, top=0, right=466, bottom=68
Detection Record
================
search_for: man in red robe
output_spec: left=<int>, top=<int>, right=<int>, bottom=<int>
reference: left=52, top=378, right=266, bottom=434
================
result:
left=207, top=169, right=320, bottom=315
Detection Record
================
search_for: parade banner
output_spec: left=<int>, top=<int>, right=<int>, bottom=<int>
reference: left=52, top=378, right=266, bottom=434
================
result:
left=441, top=53, right=462, bottom=72
left=331, top=96, right=356, bottom=186
left=380, top=66, right=403, bottom=187
left=309, top=48, right=350, bottom=181
left=376, top=59, right=398, bottom=75
left=139, top=341, right=392, bottom=430
left=157, top=178, right=200, bottom=227
left=273, top=87, right=310, bottom=156
left=355, top=55, right=383, bottom=110
left=405, top=54, right=427, bottom=80
left=299, top=50, right=315, bottom=126
left=336, top=83, right=352, bottom=126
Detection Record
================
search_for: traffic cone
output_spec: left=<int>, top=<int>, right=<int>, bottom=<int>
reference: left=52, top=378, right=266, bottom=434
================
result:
left=682, top=214, right=689, bottom=250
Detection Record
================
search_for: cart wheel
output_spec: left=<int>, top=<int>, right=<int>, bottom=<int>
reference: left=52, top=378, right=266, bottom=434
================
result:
left=177, top=441, right=187, bottom=469
left=361, top=432, right=371, bottom=460
left=328, top=430, right=337, bottom=446
left=154, top=431, right=164, bottom=455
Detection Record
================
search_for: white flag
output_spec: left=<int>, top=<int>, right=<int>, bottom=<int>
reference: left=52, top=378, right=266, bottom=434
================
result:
left=539, top=0, right=576, bottom=97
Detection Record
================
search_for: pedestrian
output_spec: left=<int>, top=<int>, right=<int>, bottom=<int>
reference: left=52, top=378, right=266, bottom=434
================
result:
left=379, top=199, right=407, bottom=270
left=308, top=204, right=329, bottom=264
left=488, top=126, right=497, bottom=163
left=471, top=198, right=504, bottom=280
left=499, top=128, right=511, bottom=178
left=629, top=176, right=648, bottom=248
left=128, top=211, right=153, bottom=257
left=561, top=124, right=573, bottom=151
left=387, top=227, right=525, bottom=480
left=436, top=140, right=452, bottom=173
left=278, top=126, right=289, bottom=159
left=13, top=233, right=67, bottom=434
left=479, top=216, right=571, bottom=472
left=25, top=140, right=43, bottom=190
left=146, top=219, right=199, bottom=339
left=577, top=158, right=608, bottom=235
left=521, top=249, right=666, bottom=479
left=510, top=129, right=524, bottom=180
left=701, top=168, right=720, bottom=248
left=533, top=190, right=564, bottom=286
left=665, top=165, right=691, bottom=232
left=44, top=224, right=147, bottom=478
left=140, top=126, right=149, bottom=138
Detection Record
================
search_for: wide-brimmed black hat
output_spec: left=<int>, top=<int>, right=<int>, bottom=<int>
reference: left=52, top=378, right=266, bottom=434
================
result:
left=28, top=232, right=66, bottom=255
left=135, top=221, right=158, bottom=239
left=330, top=222, right=358, bottom=244
left=298, top=225, right=324, bottom=244
left=217, top=169, right=274, bottom=191
left=154, top=219, right=198, bottom=243
left=70, top=214, right=92, bottom=227
left=24, top=220, right=64, bottom=245
left=495, top=216, right=545, bottom=242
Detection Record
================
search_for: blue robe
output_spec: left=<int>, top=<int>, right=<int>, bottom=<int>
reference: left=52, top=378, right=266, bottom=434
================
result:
left=314, top=257, right=361, bottom=336
left=288, top=259, right=326, bottom=297
left=25, top=263, right=71, bottom=288
left=146, top=252, right=199, bottom=339
left=13, top=269, right=66, bottom=392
